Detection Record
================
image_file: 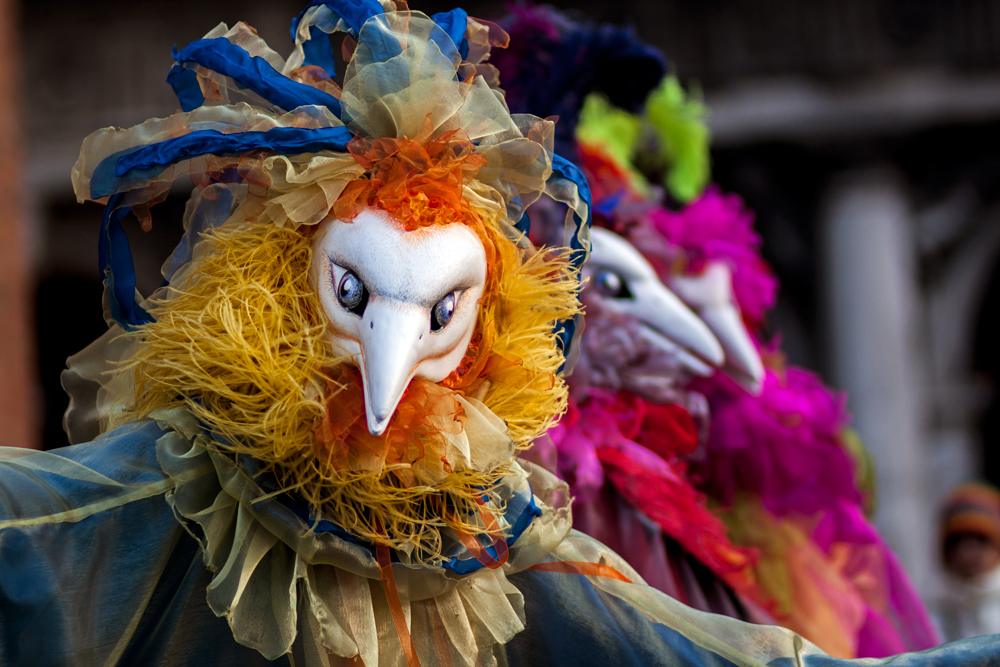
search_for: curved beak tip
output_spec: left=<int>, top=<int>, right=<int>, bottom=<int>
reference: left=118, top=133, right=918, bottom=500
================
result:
left=744, top=358, right=766, bottom=394
left=366, top=411, right=391, bottom=437
left=726, top=342, right=765, bottom=395
left=731, top=366, right=765, bottom=396
left=357, top=305, right=430, bottom=438
left=641, top=287, right=725, bottom=368
left=701, top=335, right=726, bottom=368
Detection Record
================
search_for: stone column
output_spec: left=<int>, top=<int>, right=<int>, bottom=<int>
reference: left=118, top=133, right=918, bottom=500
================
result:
left=820, top=167, right=933, bottom=591
left=0, top=0, right=36, bottom=448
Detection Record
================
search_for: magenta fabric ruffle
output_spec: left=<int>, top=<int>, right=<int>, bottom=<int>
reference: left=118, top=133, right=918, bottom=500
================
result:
left=648, top=187, right=778, bottom=324
left=691, top=365, right=860, bottom=517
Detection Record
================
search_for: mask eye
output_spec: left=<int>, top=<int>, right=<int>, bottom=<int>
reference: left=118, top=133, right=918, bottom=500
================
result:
left=594, top=269, right=633, bottom=299
left=336, top=269, right=368, bottom=316
left=431, top=292, right=457, bottom=332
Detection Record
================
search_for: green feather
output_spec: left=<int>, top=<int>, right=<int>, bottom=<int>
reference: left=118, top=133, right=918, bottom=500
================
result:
left=645, top=76, right=711, bottom=203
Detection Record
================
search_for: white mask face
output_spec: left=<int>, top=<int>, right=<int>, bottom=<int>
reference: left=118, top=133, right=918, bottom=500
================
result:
left=311, top=208, right=487, bottom=436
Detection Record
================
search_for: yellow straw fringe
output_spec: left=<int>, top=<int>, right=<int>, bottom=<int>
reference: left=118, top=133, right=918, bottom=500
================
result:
left=120, top=209, right=579, bottom=562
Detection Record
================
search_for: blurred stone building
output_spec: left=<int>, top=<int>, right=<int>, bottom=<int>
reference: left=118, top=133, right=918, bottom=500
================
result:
left=20, top=0, right=1000, bottom=596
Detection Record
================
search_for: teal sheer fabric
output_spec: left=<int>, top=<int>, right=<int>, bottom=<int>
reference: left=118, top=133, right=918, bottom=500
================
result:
left=0, top=422, right=998, bottom=666
left=0, top=422, right=280, bottom=666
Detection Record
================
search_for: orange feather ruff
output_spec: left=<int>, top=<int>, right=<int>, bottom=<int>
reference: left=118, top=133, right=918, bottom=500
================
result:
left=314, top=128, right=550, bottom=484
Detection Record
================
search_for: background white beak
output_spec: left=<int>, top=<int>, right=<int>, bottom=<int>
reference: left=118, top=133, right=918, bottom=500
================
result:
left=358, top=302, right=426, bottom=436
left=587, top=227, right=724, bottom=374
left=671, top=263, right=766, bottom=394
left=700, top=303, right=766, bottom=393
left=631, top=280, right=725, bottom=372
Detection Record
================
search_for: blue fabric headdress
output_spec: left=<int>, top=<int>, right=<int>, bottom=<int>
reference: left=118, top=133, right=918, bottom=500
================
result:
left=72, top=0, right=591, bottom=360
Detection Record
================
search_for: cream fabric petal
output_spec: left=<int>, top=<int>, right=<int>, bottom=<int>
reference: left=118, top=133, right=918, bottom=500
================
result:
left=204, top=22, right=286, bottom=70
left=198, top=22, right=289, bottom=103
left=433, top=588, right=479, bottom=666
left=335, top=566, right=380, bottom=663
left=394, top=395, right=518, bottom=487
left=62, top=325, right=141, bottom=443
left=440, top=429, right=473, bottom=475
left=265, top=154, right=365, bottom=190
left=284, top=4, right=356, bottom=77
left=425, top=396, right=516, bottom=483
left=457, top=395, right=516, bottom=472
left=173, top=22, right=294, bottom=113
left=340, top=13, right=518, bottom=143
left=263, top=179, right=349, bottom=228
left=505, top=461, right=574, bottom=573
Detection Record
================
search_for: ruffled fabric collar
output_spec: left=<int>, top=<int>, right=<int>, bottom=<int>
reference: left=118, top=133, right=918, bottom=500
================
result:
left=150, top=405, right=572, bottom=665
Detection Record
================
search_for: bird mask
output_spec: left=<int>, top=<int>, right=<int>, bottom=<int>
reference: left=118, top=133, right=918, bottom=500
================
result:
left=67, top=1, right=592, bottom=558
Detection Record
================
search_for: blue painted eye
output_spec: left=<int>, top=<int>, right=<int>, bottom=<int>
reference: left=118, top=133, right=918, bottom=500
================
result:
left=594, top=270, right=633, bottom=299
left=337, top=270, right=368, bottom=315
left=431, top=292, right=456, bottom=332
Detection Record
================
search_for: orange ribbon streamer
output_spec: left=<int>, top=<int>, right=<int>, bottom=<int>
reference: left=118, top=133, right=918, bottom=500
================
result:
left=455, top=499, right=510, bottom=569
left=438, top=496, right=510, bottom=570
left=430, top=606, right=456, bottom=667
left=526, top=560, right=634, bottom=583
left=376, top=543, right=422, bottom=667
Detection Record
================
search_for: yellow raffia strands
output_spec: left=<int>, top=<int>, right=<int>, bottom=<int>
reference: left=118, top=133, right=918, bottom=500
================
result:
left=478, top=221, right=579, bottom=450
left=119, top=209, right=579, bottom=562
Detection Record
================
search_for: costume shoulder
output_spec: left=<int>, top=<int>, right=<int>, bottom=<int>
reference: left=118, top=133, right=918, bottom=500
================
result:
left=0, top=420, right=170, bottom=524
left=0, top=422, right=251, bottom=666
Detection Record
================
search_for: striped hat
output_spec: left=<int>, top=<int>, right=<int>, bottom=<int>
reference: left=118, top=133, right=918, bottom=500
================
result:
left=941, top=482, right=1000, bottom=550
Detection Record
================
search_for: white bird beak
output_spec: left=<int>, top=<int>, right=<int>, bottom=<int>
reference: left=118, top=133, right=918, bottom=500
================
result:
left=701, top=303, right=765, bottom=393
left=671, top=264, right=765, bottom=395
left=357, top=301, right=427, bottom=436
left=631, top=280, right=725, bottom=372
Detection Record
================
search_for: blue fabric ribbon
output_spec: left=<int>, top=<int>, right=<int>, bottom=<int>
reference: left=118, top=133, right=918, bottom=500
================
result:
left=290, top=0, right=385, bottom=75
left=90, top=125, right=352, bottom=200
left=168, top=38, right=343, bottom=115
left=288, top=2, right=472, bottom=84
left=92, top=124, right=352, bottom=329
left=444, top=487, right=541, bottom=575
left=549, top=152, right=593, bottom=366
left=98, top=194, right=153, bottom=329
left=359, top=8, right=467, bottom=65
left=291, top=0, right=385, bottom=39
left=430, top=8, right=470, bottom=61
left=168, top=4, right=473, bottom=117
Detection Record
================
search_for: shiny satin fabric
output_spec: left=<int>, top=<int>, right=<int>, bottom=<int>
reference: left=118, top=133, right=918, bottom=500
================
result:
left=0, top=422, right=998, bottom=667
left=0, top=422, right=276, bottom=666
